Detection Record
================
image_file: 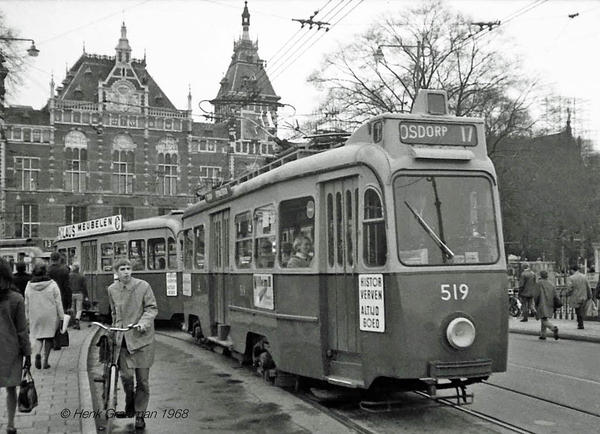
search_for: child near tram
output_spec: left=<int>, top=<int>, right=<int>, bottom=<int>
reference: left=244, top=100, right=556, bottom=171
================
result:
left=533, top=270, right=559, bottom=340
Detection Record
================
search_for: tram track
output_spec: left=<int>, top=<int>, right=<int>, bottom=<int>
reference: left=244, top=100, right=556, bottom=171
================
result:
left=412, top=391, right=536, bottom=434
left=481, top=380, right=600, bottom=419
left=155, top=329, right=548, bottom=434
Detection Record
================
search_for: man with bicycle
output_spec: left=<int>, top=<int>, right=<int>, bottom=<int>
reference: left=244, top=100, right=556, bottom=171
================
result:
left=108, top=258, right=158, bottom=430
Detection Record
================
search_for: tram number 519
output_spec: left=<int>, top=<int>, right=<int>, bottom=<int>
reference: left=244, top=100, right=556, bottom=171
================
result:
left=441, top=284, right=469, bottom=301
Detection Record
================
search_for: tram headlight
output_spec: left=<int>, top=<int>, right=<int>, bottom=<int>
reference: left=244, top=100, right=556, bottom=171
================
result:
left=446, top=317, right=476, bottom=349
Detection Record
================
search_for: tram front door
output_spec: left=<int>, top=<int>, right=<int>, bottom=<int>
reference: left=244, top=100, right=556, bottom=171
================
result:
left=210, top=209, right=230, bottom=338
left=322, top=177, right=362, bottom=379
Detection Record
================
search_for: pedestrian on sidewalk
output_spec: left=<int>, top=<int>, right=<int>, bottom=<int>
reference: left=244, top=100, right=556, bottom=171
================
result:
left=108, top=258, right=158, bottom=430
left=566, top=264, right=592, bottom=330
left=24, top=262, right=64, bottom=370
left=48, top=252, right=72, bottom=314
left=12, top=262, right=31, bottom=297
left=519, top=262, right=537, bottom=322
left=69, top=263, right=88, bottom=330
left=0, top=258, right=32, bottom=434
left=533, top=270, right=559, bottom=340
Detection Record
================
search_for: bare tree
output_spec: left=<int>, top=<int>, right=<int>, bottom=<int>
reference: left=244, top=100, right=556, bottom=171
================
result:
left=308, top=0, right=538, bottom=154
left=0, top=9, right=30, bottom=101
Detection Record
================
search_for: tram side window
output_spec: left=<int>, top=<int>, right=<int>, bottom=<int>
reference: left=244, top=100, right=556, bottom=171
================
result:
left=254, top=204, right=276, bottom=269
left=148, top=238, right=166, bottom=270
left=67, top=247, right=77, bottom=266
left=82, top=240, right=97, bottom=271
left=114, top=242, right=127, bottom=264
left=129, top=239, right=145, bottom=271
left=168, top=237, right=177, bottom=269
left=183, top=229, right=194, bottom=270
left=363, top=188, right=387, bottom=267
left=101, top=243, right=114, bottom=271
left=194, top=225, right=205, bottom=269
left=279, top=196, right=315, bottom=268
left=235, top=211, right=252, bottom=269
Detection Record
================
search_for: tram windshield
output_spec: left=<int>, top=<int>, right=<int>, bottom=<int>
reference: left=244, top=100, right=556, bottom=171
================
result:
left=394, top=174, right=499, bottom=266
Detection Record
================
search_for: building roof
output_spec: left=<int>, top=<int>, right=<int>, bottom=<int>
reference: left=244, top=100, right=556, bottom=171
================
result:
left=4, top=105, right=50, bottom=125
left=54, top=24, right=177, bottom=110
left=212, top=2, right=279, bottom=106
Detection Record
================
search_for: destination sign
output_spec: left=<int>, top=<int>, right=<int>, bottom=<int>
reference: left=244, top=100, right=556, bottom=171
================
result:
left=57, top=215, right=122, bottom=240
left=205, top=185, right=232, bottom=203
left=399, top=121, right=477, bottom=146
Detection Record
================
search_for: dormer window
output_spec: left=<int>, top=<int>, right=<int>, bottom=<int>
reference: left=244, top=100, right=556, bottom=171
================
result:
left=74, top=85, right=83, bottom=100
left=84, top=67, right=92, bottom=75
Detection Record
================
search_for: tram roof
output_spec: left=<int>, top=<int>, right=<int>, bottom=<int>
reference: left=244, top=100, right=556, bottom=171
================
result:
left=122, top=213, right=182, bottom=233
left=183, top=143, right=390, bottom=219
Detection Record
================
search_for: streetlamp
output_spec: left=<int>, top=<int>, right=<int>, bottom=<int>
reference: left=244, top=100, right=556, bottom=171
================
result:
left=0, top=37, right=39, bottom=238
left=0, top=37, right=39, bottom=57
left=373, top=42, right=423, bottom=95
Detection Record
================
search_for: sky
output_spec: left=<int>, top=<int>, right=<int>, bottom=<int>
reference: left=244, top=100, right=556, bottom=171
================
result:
left=1, top=0, right=599, bottom=143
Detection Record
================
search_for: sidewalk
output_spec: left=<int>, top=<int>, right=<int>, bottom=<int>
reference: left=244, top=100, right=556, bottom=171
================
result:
left=0, top=323, right=96, bottom=434
left=508, top=315, right=600, bottom=343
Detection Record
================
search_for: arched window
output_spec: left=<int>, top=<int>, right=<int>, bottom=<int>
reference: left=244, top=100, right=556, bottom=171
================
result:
left=64, top=131, right=88, bottom=193
left=157, top=136, right=178, bottom=196
left=363, top=188, right=387, bottom=267
left=112, top=134, right=136, bottom=194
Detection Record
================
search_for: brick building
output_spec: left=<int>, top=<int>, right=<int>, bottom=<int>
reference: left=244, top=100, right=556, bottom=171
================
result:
left=0, top=2, right=279, bottom=247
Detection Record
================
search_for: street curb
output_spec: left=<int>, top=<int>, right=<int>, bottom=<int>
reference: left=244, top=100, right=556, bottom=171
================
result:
left=78, top=326, right=100, bottom=434
left=510, top=328, right=600, bottom=344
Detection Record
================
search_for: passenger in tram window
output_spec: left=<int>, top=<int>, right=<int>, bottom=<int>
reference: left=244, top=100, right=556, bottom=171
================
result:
left=287, top=235, right=312, bottom=268
left=156, top=257, right=166, bottom=270
left=256, top=239, right=274, bottom=268
left=280, top=242, right=293, bottom=268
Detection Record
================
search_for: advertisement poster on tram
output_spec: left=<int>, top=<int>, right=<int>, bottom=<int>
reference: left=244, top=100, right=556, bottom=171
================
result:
left=253, top=274, right=274, bottom=310
left=359, top=274, right=385, bottom=332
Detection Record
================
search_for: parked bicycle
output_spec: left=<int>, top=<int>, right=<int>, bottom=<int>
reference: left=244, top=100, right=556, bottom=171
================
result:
left=508, top=289, right=522, bottom=318
left=93, top=322, right=139, bottom=433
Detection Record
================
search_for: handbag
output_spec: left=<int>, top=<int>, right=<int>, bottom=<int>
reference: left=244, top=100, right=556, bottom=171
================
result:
left=585, top=299, right=598, bottom=317
left=18, top=368, right=38, bottom=413
left=553, top=294, right=563, bottom=310
left=54, top=329, right=70, bottom=349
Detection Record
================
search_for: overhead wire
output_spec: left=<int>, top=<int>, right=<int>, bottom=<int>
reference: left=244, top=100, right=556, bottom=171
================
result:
left=261, top=0, right=349, bottom=80
left=37, top=0, right=153, bottom=47
left=250, top=0, right=361, bottom=107
left=269, top=0, right=361, bottom=83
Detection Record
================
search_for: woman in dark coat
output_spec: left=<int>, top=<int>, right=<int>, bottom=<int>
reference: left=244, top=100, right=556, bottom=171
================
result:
left=0, top=257, right=32, bottom=434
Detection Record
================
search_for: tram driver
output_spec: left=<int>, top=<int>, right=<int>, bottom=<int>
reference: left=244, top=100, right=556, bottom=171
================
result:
left=286, top=234, right=313, bottom=268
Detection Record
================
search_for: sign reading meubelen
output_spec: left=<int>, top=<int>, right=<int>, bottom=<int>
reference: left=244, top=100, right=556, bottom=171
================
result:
left=58, top=215, right=123, bottom=240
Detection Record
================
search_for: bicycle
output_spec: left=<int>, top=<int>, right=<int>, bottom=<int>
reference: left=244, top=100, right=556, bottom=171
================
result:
left=508, top=289, right=522, bottom=318
left=92, top=322, right=138, bottom=433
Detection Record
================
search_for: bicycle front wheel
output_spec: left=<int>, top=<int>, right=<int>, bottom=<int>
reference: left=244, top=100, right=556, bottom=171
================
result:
left=106, top=365, right=119, bottom=433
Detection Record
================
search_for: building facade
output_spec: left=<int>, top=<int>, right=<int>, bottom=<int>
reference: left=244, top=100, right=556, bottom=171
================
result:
left=0, top=2, right=279, bottom=247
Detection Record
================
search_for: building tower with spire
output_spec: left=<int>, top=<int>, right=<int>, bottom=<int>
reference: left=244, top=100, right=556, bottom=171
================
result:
left=211, top=1, right=280, bottom=177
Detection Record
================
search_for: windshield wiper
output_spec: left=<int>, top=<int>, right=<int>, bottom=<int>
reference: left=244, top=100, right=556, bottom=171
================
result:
left=405, top=201, right=454, bottom=260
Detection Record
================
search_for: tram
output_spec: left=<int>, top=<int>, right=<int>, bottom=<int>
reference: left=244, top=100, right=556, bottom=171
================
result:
left=181, top=89, right=508, bottom=398
left=0, top=238, right=51, bottom=272
left=53, top=213, right=185, bottom=324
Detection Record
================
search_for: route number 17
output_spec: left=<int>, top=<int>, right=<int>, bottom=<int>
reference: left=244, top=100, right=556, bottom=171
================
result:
left=441, top=284, right=469, bottom=300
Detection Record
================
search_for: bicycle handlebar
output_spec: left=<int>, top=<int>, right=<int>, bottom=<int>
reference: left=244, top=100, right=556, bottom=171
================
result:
left=92, top=322, right=137, bottom=332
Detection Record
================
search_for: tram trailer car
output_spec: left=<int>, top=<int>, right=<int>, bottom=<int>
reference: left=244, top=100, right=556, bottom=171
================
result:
left=54, top=213, right=185, bottom=325
left=0, top=238, right=51, bottom=272
left=181, top=90, right=508, bottom=397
